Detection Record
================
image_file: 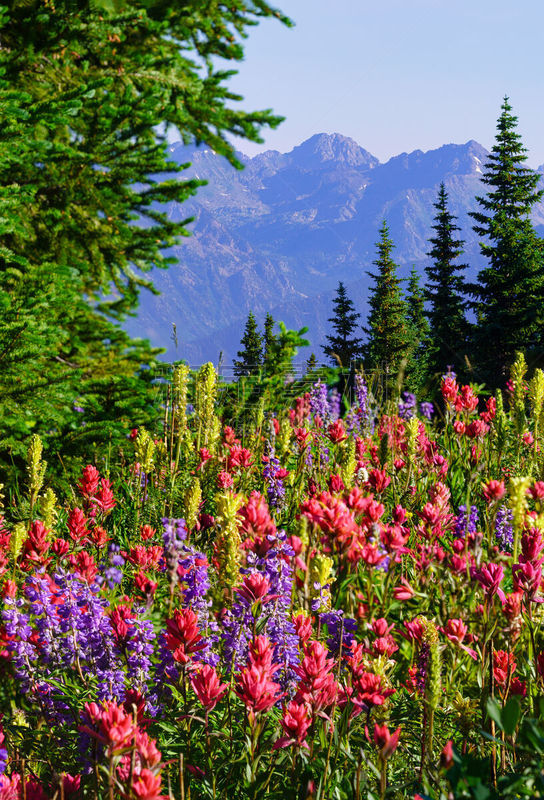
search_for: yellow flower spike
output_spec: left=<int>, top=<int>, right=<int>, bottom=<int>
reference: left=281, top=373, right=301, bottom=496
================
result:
left=340, top=436, right=357, bottom=488
left=418, top=617, right=441, bottom=761
left=184, top=478, right=202, bottom=532
left=406, top=416, right=419, bottom=463
left=421, top=618, right=441, bottom=711
left=529, top=368, right=544, bottom=452
left=452, top=692, right=478, bottom=738
left=172, top=363, right=190, bottom=435
left=214, top=491, right=245, bottom=594
left=255, top=396, right=265, bottom=432
left=38, top=488, right=57, bottom=531
left=510, top=351, right=528, bottom=434
left=27, top=435, right=46, bottom=513
left=297, top=515, right=309, bottom=547
left=135, top=428, right=155, bottom=473
left=529, top=369, right=544, bottom=421
left=10, top=522, right=27, bottom=563
left=309, top=554, right=334, bottom=611
left=194, top=363, right=217, bottom=447
left=208, top=416, right=222, bottom=452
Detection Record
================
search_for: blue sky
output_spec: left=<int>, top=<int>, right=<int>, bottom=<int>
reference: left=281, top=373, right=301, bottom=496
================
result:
left=224, top=0, right=544, bottom=166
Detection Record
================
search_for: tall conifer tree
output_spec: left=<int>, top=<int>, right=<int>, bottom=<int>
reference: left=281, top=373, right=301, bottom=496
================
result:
left=364, top=222, right=409, bottom=378
left=405, top=268, right=429, bottom=390
left=425, top=183, right=469, bottom=378
left=322, top=281, right=363, bottom=367
left=233, top=312, right=263, bottom=377
left=263, top=312, right=277, bottom=373
left=0, top=1, right=289, bottom=478
left=470, top=97, right=544, bottom=383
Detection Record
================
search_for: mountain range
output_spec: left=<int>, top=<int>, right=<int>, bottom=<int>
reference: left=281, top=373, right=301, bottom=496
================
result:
left=123, top=133, right=544, bottom=367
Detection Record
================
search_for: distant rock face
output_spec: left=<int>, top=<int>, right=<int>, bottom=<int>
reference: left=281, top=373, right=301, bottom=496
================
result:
left=123, top=133, right=544, bottom=365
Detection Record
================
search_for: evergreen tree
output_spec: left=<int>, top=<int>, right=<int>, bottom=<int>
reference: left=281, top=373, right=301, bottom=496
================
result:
left=0, top=1, right=289, bottom=480
left=364, top=222, right=410, bottom=380
left=470, top=97, right=544, bottom=383
left=405, top=268, right=430, bottom=390
left=425, top=183, right=469, bottom=378
left=263, top=313, right=278, bottom=373
left=233, top=312, right=263, bottom=377
left=322, top=281, right=363, bottom=368
left=1, top=1, right=290, bottom=313
left=264, top=323, right=309, bottom=380
left=305, top=353, right=318, bottom=375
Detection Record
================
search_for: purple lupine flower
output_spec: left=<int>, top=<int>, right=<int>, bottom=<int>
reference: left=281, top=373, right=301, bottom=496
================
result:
left=262, top=445, right=286, bottom=510
left=398, top=392, right=417, bottom=419
left=495, top=506, right=514, bottom=552
left=162, top=517, right=188, bottom=587
left=374, top=552, right=391, bottom=572
left=2, top=599, right=38, bottom=694
left=454, top=505, right=479, bottom=539
left=249, top=529, right=299, bottom=690
left=100, top=543, right=125, bottom=589
left=317, top=440, right=330, bottom=466
left=345, top=407, right=360, bottom=436
left=176, top=544, right=218, bottom=666
left=319, top=610, right=357, bottom=656
left=125, top=613, right=156, bottom=695
left=155, top=521, right=219, bottom=696
left=0, top=736, right=7, bottom=776
left=162, top=517, right=188, bottom=550
left=310, top=583, right=330, bottom=613
left=156, top=529, right=219, bottom=690
left=3, top=571, right=158, bottom=715
left=419, top=401, right=434, bottom=420
left=222, top=529, right=299, bottom=689
left=310, top=381, right=329, bottom=421
left=355, top=373, right=368, bottom=420
left=328, top=389, right=341, bottom=421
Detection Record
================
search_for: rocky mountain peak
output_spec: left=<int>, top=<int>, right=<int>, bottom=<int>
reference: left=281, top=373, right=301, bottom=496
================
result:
left=288, top=132, right=379, bottom=170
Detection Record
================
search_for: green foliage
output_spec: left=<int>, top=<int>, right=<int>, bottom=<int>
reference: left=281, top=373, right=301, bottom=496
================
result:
left=264, top=321, right=310, bottom=381
left=469, top=97, right=544, bottom=386
left=234, top=311, right=263, bottom=377
left=363, top=221, right=410, bottom=386
left=322, top=281, right=363, bottom=369
left=0, top=0, right=289, bottom=484
left=425, top=182, right=470, bottom=383
left=405, top=267, right=430, bottom=391
left=263, top=312, right=278, bottom=374
left=222, top=321, right=311, bottom=428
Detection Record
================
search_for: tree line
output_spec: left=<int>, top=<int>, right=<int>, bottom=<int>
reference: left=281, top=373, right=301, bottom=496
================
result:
left=234, top=98, right=544, bottom=394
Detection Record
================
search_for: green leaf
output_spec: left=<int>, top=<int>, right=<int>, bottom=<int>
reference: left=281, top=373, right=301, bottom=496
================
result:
left=486, top=697, right=503, bottom=731
left=502, top=696, right=521, bottom=736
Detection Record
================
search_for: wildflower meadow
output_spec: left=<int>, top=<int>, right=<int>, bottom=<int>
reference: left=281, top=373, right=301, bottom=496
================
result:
left=2, top=355, right=544, bottom=799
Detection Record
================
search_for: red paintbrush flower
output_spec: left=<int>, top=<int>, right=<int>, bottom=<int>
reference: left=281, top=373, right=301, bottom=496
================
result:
left=93, top=479, right=116, bottom=514
left=131, top=769, right=166, bottom=800
left=78, top=465, right=101, bottom=498
left=273, top=701, right=311, bottom=750
left=373, top=723, right=401, bottom=759
left=191, top=664, right=228, bottom=711
left=165, top=608, right=206, bottom=664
